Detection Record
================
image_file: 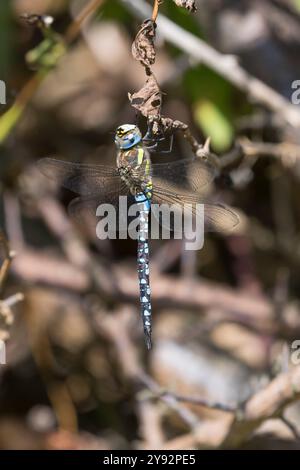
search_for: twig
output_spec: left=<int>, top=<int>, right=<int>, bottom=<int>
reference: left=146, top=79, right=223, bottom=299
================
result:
left=0, top=234, right=23, bottom=339
left=138, top=373, right=201, bottom=429
left=139, top=371, right=237, bottom=417
left=123, top=0, right=300, bottom=128
left=152, top=0, right=162, bottom=22
left=0, top=293, right=24, bottom=334
left=137, top=400, right=165, bottom=448
left=281, top=415, right=300, bottom=441
left=94, top=308, right=202, bottom=430
left=163, top=392, right=237, bottom=413
left=222, top=366, right=300, bottom=448
left=94, top=305, right=300, bottom=448
left=65, top=0, right=104, bottom=44
left=12, top=243, right=300, bottom=339
left=1, top=293, right=24, bottom=309
left=24, top=307, right=78, bottom=433
left=239, top=137, right=300, bottom=168
left=149, top=116, right=217, bottom=165
left=115, top=266, right=274, bottom=325
left=0, top=232, right=16, bottom=291
left=130, top=1, right=213, bottom=162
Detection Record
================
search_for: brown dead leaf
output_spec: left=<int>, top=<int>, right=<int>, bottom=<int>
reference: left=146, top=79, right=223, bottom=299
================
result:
left=128, top=74, right=162, bottom=117
left=173, top=0, right=197, bottom=12
left=132, top=19, right=156, bottom=68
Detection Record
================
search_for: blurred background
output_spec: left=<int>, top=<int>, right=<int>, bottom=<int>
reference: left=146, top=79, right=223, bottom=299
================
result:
left=0, top=0, right=300, bottom=450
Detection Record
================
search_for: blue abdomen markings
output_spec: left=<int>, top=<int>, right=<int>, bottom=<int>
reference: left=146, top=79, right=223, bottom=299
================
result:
left=135, top=192, right=152, bottom=349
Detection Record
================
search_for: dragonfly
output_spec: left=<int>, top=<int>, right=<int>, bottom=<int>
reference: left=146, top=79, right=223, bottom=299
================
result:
left=38, top=124, right=239, bottom=349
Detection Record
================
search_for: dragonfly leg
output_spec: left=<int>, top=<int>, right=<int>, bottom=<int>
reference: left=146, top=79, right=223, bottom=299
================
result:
left=144, top=133, right=174, bottom=154
left=158, top=133, right=174, bottom=154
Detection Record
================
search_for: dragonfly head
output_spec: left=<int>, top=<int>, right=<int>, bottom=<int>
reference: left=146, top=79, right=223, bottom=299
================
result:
left=115, top=124, right=142, bottom=150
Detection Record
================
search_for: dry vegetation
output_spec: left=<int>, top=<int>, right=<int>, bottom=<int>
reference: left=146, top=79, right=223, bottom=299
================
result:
left=0, top=0, right=300, bottom=450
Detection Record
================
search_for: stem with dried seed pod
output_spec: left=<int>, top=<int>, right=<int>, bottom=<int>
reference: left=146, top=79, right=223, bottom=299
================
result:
left=130, top=1, right=211, bottom=162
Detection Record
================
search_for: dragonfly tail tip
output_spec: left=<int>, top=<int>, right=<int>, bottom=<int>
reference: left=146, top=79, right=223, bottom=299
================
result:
left=144, top=329, right=152, bottom=350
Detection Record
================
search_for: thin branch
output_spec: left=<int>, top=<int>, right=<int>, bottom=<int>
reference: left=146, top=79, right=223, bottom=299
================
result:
left=138, top=373, right=202, bottom=429
left=1, top=293, right=24, bottom=309
left=239, top=138, right=300, bottom=167
left=65, top=0, right=104, bottom=44
left=152, top=0, right=162, bottom=22
left=93, top=305, right=300, bottom=448
left=94, top=308, right=202, bottom=431
left=222, top=366, right=300, bottom=448
left=281, top=416, right=300, bottom=442
left=163, top=392, right=237, bottom=413
left=138, top=371, right=237, bottom=423
left=0, top=232, right=16, bottom=291
left=123, top=0, right=300, bottom=128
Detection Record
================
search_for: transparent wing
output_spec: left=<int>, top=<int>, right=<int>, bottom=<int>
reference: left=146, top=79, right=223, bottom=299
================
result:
left=152, top=157, right=217, bottom=193
left=37, top=157, right=120, bottom=196
left=68, top=189, right=144, bottom=235
left=152, top=184, right=239, bottom=233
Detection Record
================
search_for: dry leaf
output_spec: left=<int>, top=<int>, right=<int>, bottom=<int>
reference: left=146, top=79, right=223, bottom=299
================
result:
left=132, top=19, right=156, bottom=68
left=128, top=74, right=162, bottom=117
left=172, top=0, right=197, bottom=12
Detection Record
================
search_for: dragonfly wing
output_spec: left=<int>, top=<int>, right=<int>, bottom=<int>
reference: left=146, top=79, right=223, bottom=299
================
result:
left=152, top=157, right=217, bottom=193
left=201, top=203, right=239, bottom=233
left=37, top=157, right=120, bottom=196
left=151, top=185, right=239, bottom=233
left=68, top=190, right=145, bottom=236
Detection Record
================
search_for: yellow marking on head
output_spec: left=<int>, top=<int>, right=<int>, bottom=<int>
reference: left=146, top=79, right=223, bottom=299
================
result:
left=117, top=128, right=126, bottom=137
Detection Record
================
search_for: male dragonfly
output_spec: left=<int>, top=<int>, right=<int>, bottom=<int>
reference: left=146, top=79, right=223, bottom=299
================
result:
left=38, top=124, right=239, bottom=349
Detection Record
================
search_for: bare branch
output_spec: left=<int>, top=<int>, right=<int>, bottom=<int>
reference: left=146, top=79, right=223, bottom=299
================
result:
left=0, top=232, right=16, bottom=291
left=152, top=0, right=162, bottom=23
left=123, top=0, right=300, bottom=128
left=222, top=367, right=300, bottom=447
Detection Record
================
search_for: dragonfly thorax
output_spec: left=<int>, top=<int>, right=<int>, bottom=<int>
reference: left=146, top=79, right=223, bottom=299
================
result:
left=118, top=166, right=144, bottom=195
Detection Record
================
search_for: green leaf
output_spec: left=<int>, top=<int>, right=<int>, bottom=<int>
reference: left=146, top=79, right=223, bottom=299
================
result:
left=292, top=0, right=300, bottom=12
left=26, top=38, right=66, bottom=70
left=194, top=99, right=234, bottom=152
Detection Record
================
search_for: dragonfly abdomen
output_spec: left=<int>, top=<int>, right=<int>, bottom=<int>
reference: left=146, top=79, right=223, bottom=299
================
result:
left=135, top=192, right=152, bottom=349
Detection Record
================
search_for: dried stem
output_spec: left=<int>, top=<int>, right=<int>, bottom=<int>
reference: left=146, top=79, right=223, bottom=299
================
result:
left=152, top=0, right=161, bottom=22
left=94, top=306, right=300, bottom=448
left=163, top=391, right=237, bottom=413
left=24, top=307, right=78, bottom=433
left=124, top=0, right=300, bottom=128
left=65, top=0, right=104, bottom=44
left=0, top=232, right=16, bottom=291
left=281, top=416, right=300, bottom=441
